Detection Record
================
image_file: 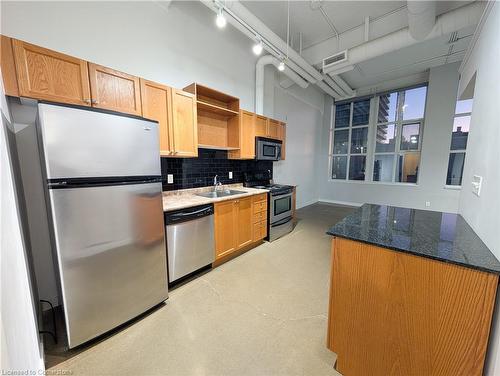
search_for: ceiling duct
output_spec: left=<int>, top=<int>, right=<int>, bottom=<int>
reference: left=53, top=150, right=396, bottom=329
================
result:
left=407, top=1, right=436, bottom=41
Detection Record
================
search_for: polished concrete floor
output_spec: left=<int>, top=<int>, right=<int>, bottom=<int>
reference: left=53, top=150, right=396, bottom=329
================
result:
left=48, top=203, right=355, bottom=375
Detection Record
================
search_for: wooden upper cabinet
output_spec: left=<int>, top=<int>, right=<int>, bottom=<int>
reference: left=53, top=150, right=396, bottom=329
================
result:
left=279, top=122, right=286, bottom=160
left=12, top=39, right=91, bottom=105
left=267, top=118, right=280, bottom=139
left=171, top=89, right=198, bottom=157
left=236, top=197, right=253, bottom=249
left=214, top=200, right=237, bottom=259
left=255, top=114, right=267, bottom=137
left=1, top=36, right=19, bottom=97
left=88, top=63, right=142, bottom=116
left=240, top=110, right=256, bottom=159
left=140, top=79, right=173, bottom=156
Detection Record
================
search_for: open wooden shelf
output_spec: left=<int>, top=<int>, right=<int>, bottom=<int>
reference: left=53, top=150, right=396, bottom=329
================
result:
left=198, top=144, right=240, bottom=151
left=197, top=100, right=239, bottom=118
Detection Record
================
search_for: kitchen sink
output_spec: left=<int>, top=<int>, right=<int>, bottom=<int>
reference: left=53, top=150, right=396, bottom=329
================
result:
left=196, top=189, right=246, bottom=198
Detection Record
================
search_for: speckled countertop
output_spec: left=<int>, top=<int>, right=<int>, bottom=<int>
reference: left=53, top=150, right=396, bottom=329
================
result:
left=163, top=184, right=269, bottom=212
left=327, top=203, right=500, bottom=274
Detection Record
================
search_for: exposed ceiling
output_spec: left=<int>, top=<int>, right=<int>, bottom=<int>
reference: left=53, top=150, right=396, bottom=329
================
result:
left=240, top=0, right=478, bottom=93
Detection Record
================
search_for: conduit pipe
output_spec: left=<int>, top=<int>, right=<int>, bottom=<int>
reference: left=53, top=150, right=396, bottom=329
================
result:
left=255, top=55, right=309, bottom=115
left=407, top=1, right=436, bottom=40
left=343, top=2, right=483, bottom=67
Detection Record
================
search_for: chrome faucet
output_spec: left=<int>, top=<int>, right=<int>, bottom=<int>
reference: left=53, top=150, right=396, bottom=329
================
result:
left=213, top=175, right=222, bottom=192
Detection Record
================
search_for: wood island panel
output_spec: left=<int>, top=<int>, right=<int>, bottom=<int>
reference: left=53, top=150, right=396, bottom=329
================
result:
left=328, top=237, right=498, bottom=376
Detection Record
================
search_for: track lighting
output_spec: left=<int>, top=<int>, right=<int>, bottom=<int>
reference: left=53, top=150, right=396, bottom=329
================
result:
left=252, top=39, right=263, bottom=55
left=278, top=60, right=285, bottom=71
left=216, top=7, right=226, bottom=28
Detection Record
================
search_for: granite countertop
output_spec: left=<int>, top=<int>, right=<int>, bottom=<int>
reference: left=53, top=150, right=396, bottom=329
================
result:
left=163, top=184, right=269, bottom=212
left=327, top=203, right=500, bottom=274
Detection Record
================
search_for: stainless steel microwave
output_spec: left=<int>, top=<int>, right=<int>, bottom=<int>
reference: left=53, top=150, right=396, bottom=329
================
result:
left=256, top=137, right=282, bottom=161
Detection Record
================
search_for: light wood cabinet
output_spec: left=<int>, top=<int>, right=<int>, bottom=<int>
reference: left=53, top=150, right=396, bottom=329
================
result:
left=12, top=39, right=91, bottom=106
left=236, top=197, right=253, bottom=249
left=140, top=79, right=173, bottom=156
left=278, top=122, right=286, bottom=160
left=255, top=114, right=268, bottom=137
left=267, top=118, right=280, bottom=139
left=229, top=110, right=255, bottom=159
left=252, top=193, right=268, bottom=242
left=1, top=36, right=19, bottom=97
left=214, top=200, right=238, bottom=259
left=88, top=63, right=142, bottom=116
left=214, top=195, right=264, bottom=260
left=171, top=89, right=198, bottom=157
left=141, top=81, right=198, bottom=157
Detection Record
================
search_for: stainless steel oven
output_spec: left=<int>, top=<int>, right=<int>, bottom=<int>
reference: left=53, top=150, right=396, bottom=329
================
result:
left=269, top=188, right=293, bottom=242
left=256, top=137, right=282, bottom=161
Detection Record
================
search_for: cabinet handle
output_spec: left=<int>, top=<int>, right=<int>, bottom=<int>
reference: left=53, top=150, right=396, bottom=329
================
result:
left=84, top=99, right=91, bottom=104
left=91, top=99, right=99, bottom=105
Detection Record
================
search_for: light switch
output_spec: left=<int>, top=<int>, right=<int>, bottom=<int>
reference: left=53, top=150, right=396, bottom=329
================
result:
left=229, top=171, right=233, bottom=179
left=472, top=175, right=482, bottom=196
left=167, top=174, right=174, bottom=184
left=425, top=201, right=430, bottom=207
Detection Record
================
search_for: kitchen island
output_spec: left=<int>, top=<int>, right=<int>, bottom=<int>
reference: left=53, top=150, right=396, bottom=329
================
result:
left=326, top=204, right=500, bottom=376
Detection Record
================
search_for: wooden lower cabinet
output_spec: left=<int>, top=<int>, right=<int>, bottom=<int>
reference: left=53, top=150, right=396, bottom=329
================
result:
left=214, top=200, right=238, bottom=259
left=11, top=39, right=91, bottom=106
left=328, top=237, right=499, bottom=376
left=252, top=193, right=268, bottom=242
left=88, top=63, right=142, bottom=116
left=214, top=194, right=266, bottom=261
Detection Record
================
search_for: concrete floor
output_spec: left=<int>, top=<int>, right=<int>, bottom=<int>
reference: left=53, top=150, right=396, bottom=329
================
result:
left=48, top=203, right=355, bottom=376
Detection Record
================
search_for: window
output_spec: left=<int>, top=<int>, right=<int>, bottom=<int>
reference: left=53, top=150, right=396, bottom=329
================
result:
left=328, top=85, right=428, bottom=184
left=446, top=99, right=473, bottom=186
left=373, top=86, right=427, bottom=183
left=330, top=99, right=370, bottom=180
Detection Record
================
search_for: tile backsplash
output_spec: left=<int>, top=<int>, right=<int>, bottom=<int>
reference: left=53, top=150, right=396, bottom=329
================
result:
left=161, top=148, right=273, bottom=191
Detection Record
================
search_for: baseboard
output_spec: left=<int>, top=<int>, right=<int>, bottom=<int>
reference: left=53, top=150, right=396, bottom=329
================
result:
left=296, top=199, right=319, bottom=209
left=318, top=198, right=363, bottom=207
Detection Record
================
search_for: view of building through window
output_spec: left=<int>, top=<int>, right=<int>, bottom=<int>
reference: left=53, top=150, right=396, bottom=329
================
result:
left=446, top=98, right=473, bottom=186
left=329, top=85, right=428, bottom=184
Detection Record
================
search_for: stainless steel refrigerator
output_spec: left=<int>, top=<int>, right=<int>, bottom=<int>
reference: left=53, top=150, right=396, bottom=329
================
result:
left=36, top=103, right=168, bottom=348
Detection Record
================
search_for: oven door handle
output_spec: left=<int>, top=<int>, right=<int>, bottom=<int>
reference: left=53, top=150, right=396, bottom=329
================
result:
left=271, top=216, right=293, bottom=227
left=272, top=191, right=293, bottom=197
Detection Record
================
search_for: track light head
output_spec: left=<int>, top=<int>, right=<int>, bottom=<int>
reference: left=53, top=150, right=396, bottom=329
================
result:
left=216, top=7, right=226, bottom=28
left=252, top=39, right=263, bottom=55
left=278, top=60, right=285, bottom=71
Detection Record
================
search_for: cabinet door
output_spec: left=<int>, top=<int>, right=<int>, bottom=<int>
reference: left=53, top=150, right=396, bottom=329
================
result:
left=171, top=89, right=198, bottom=157
left=279, top=122, right=286, bottom=160
left=267, top=118, right=280, bottom=139
left=214, top=200, right=237, bottom=259
left=236, top=197, right=253, bottom=249
left=140, top=79, right=173, bottom=156
left=240, top=110, right=255, bottom=159
left=1, top=36, right=19, bottom=97
left=255, top=115, right=267, bottom=137
left=12, top=39, right=91, bottom=106
left=88, top=63, right=142, bottom=116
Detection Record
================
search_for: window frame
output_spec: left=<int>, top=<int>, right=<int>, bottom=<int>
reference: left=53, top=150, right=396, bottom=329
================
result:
left=328, top=84, right=428, bottom=185
left=445, top=105, right=472, bottom=188
left=329, top=100, right=370, bottom=181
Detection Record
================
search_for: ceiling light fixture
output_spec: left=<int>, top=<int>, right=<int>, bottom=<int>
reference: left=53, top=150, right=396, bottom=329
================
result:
left=216, top=7, right=226, bottom=28
left=252, top=38, right=263, bottom=55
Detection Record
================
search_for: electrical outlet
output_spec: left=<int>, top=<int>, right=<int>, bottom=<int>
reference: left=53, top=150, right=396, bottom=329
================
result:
left=472, top=175, right=482, bottom=196
left=167, top=174, right=174, bottom=184
left=425, top=201, right=431, bottom=207
left=229, top=171, right=233, bottom=179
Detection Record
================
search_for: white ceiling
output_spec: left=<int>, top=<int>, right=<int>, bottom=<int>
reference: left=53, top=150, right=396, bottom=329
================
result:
left=241, top=0, right=478, bottom=92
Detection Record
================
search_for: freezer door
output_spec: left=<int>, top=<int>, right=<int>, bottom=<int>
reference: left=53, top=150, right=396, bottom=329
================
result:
left=37, top=103, right=160, bottom=179
left=49, top=182, right=167, bottom=348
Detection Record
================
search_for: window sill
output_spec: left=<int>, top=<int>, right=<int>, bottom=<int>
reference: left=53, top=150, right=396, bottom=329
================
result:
left=328, top=179, right=419, bottom=187
left=444, top=185, right=462, bottom=190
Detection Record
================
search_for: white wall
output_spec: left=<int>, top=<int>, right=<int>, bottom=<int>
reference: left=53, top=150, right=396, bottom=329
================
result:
left=264, top=68, right=325, bottom=209
left=1, top=1, right=257, bottom=110
left=317, top=62, right=462, bottom=212
left=0, top=76, right=44, bottom=374
left=456, top=4, right=500, bottom=375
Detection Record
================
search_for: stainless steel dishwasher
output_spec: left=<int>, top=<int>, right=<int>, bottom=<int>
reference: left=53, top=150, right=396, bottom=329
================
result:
left=164, top=204, right=215, bottom=283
